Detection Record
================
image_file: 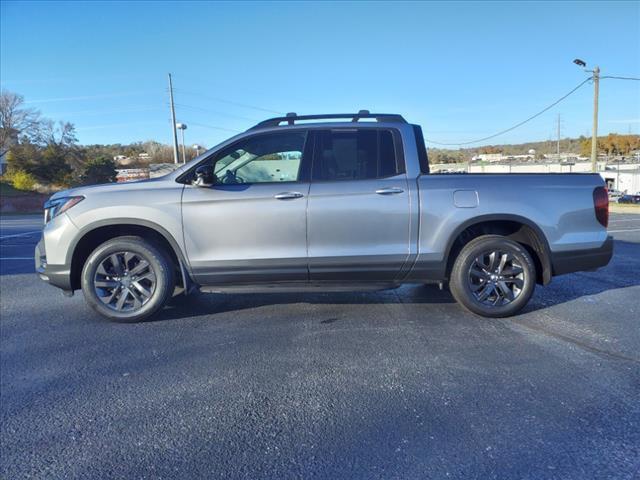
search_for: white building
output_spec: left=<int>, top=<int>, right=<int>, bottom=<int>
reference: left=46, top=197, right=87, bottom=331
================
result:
left=430, top=160, right=640, bottom=194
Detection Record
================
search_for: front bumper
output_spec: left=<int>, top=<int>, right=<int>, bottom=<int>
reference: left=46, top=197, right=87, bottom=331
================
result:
left=550, top=236, right=614, bottom=276
left=35, top=238, right=73, bottom=292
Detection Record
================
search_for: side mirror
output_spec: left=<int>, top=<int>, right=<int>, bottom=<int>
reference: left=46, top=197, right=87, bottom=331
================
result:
left=194, top=164, right=216, bottom=187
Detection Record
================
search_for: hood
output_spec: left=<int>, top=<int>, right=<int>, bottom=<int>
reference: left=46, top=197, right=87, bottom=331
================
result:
left=48, top=177, right=166, bottom=201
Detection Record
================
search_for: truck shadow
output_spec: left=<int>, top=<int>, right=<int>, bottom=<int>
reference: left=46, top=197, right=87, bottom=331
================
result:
left=153, top=240, right=640, bottom=322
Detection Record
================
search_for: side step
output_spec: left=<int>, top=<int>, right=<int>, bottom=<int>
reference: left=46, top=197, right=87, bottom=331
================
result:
left=200, top=282, right=401, bottom=294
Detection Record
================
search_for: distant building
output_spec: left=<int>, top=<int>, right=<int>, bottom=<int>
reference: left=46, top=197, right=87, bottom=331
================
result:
left=430, top=158, right=640, bottom=193
left=115, top=168, right=149, bottom=183
left=115, top=163, right=181, bottom=182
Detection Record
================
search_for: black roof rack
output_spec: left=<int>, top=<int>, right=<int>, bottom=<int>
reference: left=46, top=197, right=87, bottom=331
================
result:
left=249, top=110, right=407, bottom=130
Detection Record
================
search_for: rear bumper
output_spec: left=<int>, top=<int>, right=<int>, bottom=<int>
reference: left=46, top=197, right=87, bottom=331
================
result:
left=550, top=236, right=614, bottom=276
left=35, top=239, right=73, bottom=292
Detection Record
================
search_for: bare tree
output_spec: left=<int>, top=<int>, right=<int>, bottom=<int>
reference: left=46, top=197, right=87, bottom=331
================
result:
left=0, top=90, right=42, bottom=156
left=37, top=119, right=78, bottom=147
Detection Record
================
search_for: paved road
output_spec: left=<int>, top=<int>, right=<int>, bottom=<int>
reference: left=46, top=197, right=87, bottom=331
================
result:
left=1, top=213, right=639, bottom=479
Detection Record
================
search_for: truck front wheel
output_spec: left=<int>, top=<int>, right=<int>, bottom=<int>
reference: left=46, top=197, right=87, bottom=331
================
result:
left=449, top=235, right=536, bottom=318
left=81, top=236, right=175, bottom=322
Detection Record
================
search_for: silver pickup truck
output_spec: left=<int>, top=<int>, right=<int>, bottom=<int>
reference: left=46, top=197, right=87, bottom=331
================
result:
left=36, top=111, right=613, bottom=322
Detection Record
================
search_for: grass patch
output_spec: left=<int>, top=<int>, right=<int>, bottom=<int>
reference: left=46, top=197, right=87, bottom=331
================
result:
left=610, top=203, right=640, bottom=214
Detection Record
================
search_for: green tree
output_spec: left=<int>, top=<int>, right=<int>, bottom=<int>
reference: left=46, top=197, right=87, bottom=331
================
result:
left=81, top=156, right=117, bottom=185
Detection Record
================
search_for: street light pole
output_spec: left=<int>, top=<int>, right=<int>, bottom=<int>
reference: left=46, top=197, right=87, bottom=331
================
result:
left=573, top=60, right=600, bottom=173
left=175, top=123, right=187, bottom=163
left=180, top=128, right=186, bottom=163
left=591, top=66, right=600, bottom=173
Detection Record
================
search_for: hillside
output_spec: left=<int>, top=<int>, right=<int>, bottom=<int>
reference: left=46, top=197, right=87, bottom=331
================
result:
left=427, top=134, right=640, bottom=164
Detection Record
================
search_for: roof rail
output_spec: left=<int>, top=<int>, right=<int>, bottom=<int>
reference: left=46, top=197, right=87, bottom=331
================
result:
left=248, top=110, right=407, bottom=130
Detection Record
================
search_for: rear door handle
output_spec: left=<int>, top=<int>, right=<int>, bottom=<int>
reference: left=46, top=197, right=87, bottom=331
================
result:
left=375, top=187, right=404, bottom=195
left=274, top=191, right=304, bottom=200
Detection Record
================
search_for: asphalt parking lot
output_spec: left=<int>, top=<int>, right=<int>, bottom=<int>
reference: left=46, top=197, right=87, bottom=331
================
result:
left=1, top=213, right=639, bottom=479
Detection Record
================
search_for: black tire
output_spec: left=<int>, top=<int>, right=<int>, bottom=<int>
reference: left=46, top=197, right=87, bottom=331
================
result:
left=81, top=236, right=175, bottom=322
left=449, top=235, right=536, bottom=318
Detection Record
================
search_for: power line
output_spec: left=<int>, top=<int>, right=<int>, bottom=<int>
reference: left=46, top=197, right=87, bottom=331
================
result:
left=171, top=102, right=260, bottom=122
left=424, top=77, right=593, bottom=146
left=186, top=121, right=241, bottom=133
left=172, top=88, right=283, bottom=115
left=601, top=75, right=640, bottom=81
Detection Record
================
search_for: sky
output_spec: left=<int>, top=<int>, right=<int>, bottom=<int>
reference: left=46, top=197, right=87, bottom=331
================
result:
left=1, top=0, right=639, bottom=149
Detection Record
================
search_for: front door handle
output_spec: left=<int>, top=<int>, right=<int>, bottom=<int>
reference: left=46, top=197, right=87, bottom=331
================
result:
left=375, top=187, right=404, bottom=195
left=274, top=192, right=304, bottom=200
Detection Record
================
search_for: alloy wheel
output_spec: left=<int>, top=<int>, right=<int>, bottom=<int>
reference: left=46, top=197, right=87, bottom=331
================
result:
left=93, top=251, right=156, bottom=312
left=468, top=250, right=525, bottom=307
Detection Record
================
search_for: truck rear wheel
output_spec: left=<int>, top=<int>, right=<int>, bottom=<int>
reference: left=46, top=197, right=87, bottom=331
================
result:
left=449, top=235, right=536, bottom=318
left=81, top=236, right=175, bottom=322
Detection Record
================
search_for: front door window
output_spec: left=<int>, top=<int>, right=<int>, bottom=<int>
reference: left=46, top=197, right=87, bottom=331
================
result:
left=211, top=132, right=307, bottom=184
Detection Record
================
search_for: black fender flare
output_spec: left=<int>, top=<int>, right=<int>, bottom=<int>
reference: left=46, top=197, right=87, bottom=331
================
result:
left=443, top=213, right=553, bottom=285
left=67, top=218, right=194, bottom=287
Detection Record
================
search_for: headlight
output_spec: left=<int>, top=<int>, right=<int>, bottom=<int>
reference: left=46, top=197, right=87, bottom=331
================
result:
left=44, top=196, right=84, bottom=223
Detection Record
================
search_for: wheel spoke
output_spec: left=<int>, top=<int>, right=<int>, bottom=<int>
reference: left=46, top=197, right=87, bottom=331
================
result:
left=503, top=277, right=524, bottom=289
left=497, top=281, right=515, bottom=301
left=98, top=285, right=120, bottom=305
left=110, top=254, right=124, bottom=275
left=476, top=283, right=493, bottom=302
left=97, top=263, right=109, bottom=276
left=128, top=287, right=144, bottom=308
left=131, top=281, right=151, bottom=299
left=497, top=253, right=508, bottom=273
left=502, top=266, right=523, bottom=276
left=124, top=252, right=135, bottom=270
left=115, top=289, right=129, bottom=310
left=95, top=279, right=119, bottom=288
left=129, top=260, right=150, bottom=276
left=470, top=267, right=486, bottom=279
left=136, top=271, right=156, bottom=283
left=488, top=251, right=498, bottom=271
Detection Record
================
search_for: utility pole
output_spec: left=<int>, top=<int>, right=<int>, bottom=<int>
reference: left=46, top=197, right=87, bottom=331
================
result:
left=168, top=73, right=180, bottom=164
left=591, top=66, right=600, bottom=173
left=556, top=113, right=561, bottom=157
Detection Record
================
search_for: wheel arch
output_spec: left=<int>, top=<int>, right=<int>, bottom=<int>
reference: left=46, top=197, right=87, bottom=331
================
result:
left=444, top=214, right=553, bottom=285
left=68, top=219, right=192, bottom=291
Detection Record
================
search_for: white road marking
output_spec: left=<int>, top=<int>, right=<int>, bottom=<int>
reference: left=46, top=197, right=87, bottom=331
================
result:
left=608, top=228, right=640, bottom=233
left=0, top=230, right=40, bottom=240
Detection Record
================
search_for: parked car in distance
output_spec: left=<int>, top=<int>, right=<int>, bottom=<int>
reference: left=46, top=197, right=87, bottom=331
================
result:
left=608, top=189, right=623, bottom=201
left=618, top=194, right=640, bottom=204
left=36, top=111, right=613, bottom=322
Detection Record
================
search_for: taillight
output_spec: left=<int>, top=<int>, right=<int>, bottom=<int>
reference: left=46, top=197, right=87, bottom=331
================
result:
left=593, top=186, right=609, bottom=228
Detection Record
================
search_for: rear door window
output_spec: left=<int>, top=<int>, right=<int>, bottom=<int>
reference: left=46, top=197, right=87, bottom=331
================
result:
left=312, top=129, right=403, bottom=181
